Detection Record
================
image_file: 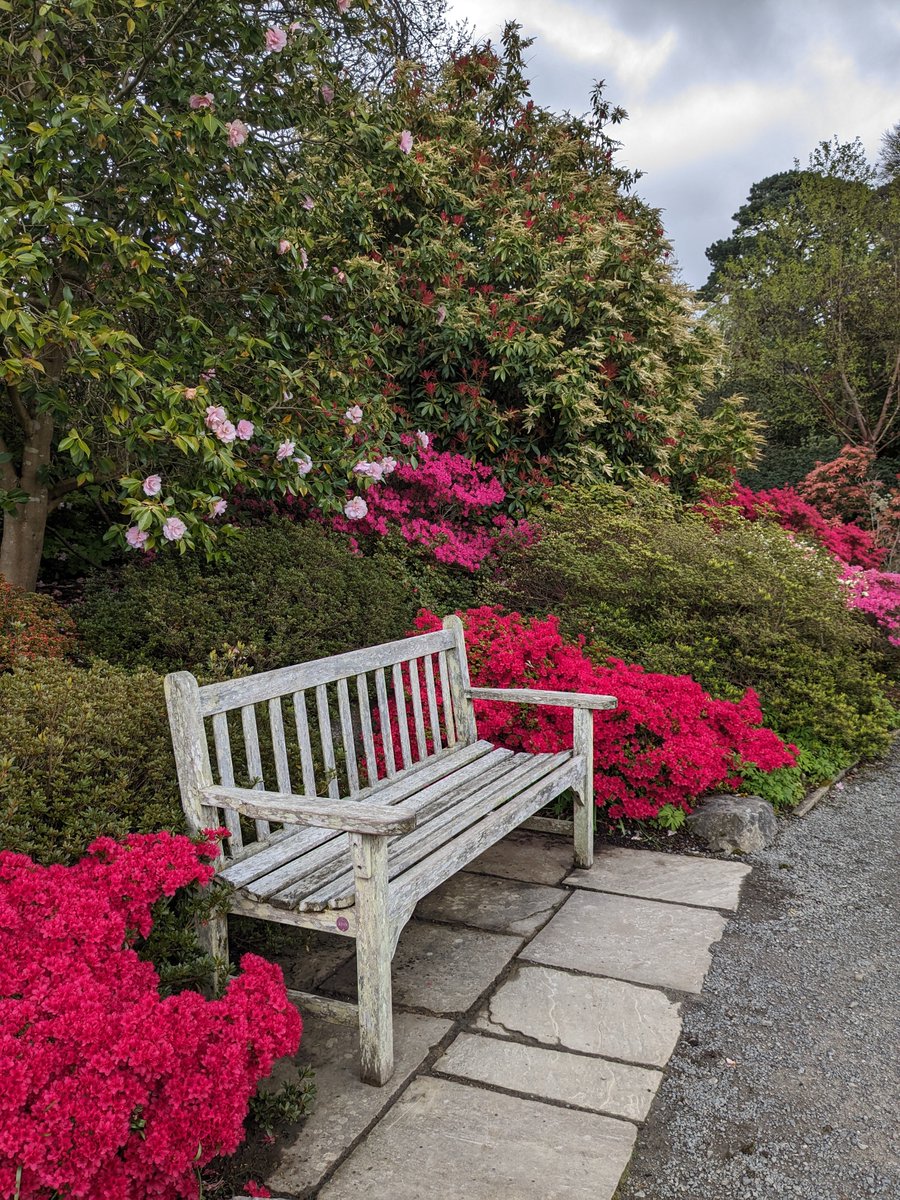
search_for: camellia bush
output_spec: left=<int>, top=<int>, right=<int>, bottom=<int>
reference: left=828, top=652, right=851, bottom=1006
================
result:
left=413, top=607, right=795, bottom=823
left=0, top=831, right=302, bottom=1200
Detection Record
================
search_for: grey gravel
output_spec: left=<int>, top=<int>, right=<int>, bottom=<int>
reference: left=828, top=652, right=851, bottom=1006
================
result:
left=617, top=745, right=900, bottom=1200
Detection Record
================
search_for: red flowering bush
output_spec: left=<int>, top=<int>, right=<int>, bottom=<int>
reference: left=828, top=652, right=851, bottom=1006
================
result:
left=798, top=445, right=900, bottom=566
left=0, top=831, right=301, bottom=1200
left=0, top=581, right=76, bottom=671
left=730, top=483, right=883, bottom=567
left=413, top=608, right=795, bottom=821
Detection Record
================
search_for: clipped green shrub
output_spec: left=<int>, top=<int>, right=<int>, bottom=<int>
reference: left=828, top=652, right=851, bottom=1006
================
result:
left=0, top=658, right=182, bottom=865
left=489, top=489, right=897, bottom=798
left=75, top=520, right=421, bottom=676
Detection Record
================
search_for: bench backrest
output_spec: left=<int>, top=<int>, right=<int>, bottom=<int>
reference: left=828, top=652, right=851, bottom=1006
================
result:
left=164, top=615, right=475, bottom=861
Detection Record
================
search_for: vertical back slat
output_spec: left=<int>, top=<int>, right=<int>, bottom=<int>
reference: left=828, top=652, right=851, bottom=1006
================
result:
left=375, top=668, right=396, bottom=777
left=336, top=676, right=360, bottom=795
left=316, top=683, right=340, bottom=798
left=356, top=673, right=378, bottom=788
left=212, top=711, right=243, bottom=853
left=392, top=661, right=413, bottom=769
left=292, top=691, right=317, bottom=795
left=408, top=657, right=427, bottom=760
left=268, top=698, right=292, bottom=793
left=241, top=704, right=271, bottom=839
left=438, top=649, right=457, bottom=746
left=423, top=654, right=443, bottom=753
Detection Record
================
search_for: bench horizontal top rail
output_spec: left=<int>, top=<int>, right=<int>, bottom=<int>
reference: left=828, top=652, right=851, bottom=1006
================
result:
left=467, top=687, right=617, bottom=710
left=198, top=628, right=456, bottom=716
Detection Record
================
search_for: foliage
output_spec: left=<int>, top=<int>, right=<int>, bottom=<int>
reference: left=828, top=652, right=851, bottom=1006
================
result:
left=707, top=139, right=900, bottom=451
left=414, top=607, right=795, bottom=820
left=738, top=435, right=840, bottom=490
left=248, top=1071, right=316, bottom=1135
left=0, top=832, right=301, bottom=1200
left=0, top=658, right=182, bottom=866
left=0, top=580, right=76, bottom=670
left=75, top=520, right=419, bottom=676
left=487, top=489, right=898, bottom=787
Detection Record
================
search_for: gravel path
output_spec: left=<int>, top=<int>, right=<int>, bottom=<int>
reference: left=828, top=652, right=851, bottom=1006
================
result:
left=616, top=743, right=900, bottom=1200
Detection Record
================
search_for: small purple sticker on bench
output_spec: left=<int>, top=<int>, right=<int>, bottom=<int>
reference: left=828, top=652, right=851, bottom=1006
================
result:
left=336, top=916, right=349, bottom=932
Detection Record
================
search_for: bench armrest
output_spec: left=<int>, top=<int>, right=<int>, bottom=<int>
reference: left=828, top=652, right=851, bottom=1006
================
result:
left=466, top=687, right=617, bottom=711
left=201, top=785, right=417, bottom=835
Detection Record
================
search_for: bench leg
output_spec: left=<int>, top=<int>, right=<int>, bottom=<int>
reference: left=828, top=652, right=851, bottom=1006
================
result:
left=573, top=708, right=595, bottom=870
left=198, top=909, right=230, bottom=994
left=351, top=834, right=394, bottom=1086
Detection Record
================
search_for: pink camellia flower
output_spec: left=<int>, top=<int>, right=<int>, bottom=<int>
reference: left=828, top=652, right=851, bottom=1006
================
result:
left=162, top=516, right=187, bottom=541
left=344, top=405, right=363, bottom=424
left=200, top=367, right=216, bottom=382
left=142, top=474, right=162, bottom=497
left=289, top=20, right=303, bottom=31
left=236, top=419, right=254, bottom=441
left=226, top=119, right=249, bottom=147
left=354, top=460, right=384, bottom=481
left=184, top=387, right=198, bottom=400
left=189, top=93, right=214, bottom=109
left=303, top=196, right=315, bottom=210
left=416, top=430, right=430, bottom=449
left=332, top=267, right=346, bottom=283
left=265, top=27, right=288, bottom=52
left=277, top=239, right=292, bottom=255
left=216, top=420, right=237, bottom=443
left=205, top=404, right=227, bottom=431
left=344, top=496, right=369, bottom=520
left=276, top=440, right=295, bottom=461
left=436, top=304, right=447, bottom=325
left=399, top=129, right=413, bottom=154
left=300, top=247, right=309, bottom=270
left=321, top=84, right=335, bottom=104
left=125, top=526, right=149, bottom=549
left=294, top=455, right=313, bottom=475
left=380, top=456, right=397, bottom=476
left=211, top=498, right=227, bottom=518
left=337, top=0, right=351, bottom=12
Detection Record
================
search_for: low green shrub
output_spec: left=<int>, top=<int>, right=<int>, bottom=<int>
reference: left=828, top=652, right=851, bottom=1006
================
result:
left=75, top=520, right=422, bottom=676
left=1, top=580, right=76, bottom=671
left=489, top=488, right=897, bottom=801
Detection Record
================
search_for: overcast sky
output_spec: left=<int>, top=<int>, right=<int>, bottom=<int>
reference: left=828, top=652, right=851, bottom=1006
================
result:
left=447, top=0, right=899, bottom=289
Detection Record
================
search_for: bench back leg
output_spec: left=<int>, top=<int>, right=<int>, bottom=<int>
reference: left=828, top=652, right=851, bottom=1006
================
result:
left=573, top=708, right=595, bottom=870
left=351, top=834, right=394, bottom=1085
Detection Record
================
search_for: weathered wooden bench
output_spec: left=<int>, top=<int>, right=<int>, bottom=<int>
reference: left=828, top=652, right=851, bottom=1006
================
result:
left=165, top=615, right=616, bottom=1085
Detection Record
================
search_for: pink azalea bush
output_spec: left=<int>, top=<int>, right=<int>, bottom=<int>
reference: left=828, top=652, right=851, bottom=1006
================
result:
left=0, top=832, right=301, bottom=1200
left=412, top=608, right=795, bottom=820
left=840, top=566, right=900, bottom=646
left=731, top=482, right=883, bottom=568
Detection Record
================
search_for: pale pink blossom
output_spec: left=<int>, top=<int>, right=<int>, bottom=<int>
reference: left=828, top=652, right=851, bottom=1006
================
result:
left=294, top=455, right=313, bottom=475
left=265, top=27, right=288, bottom=52
left=200, top=367, right=216, bottom=382
left=183, top=387, right=197, bottom=400
left=344, top=405, right=363, bottom=424
left=344, top=496, right=369, bottom=520
left=399, top=129, right=413, bottom=154
left=226, top=119, right=248, bottom=147
left=436, top=304, right=447, bottom=325
left=189, top=93, right=214, bottom=110
left=211, top=498, right=227, bottom=517
left=142, top=474, right=162, bottom=497
left=236, top=419, right=254, bottom=441
left=162, top=516, right=187, bottom=541
left=380, top=456, right=397, bottom=476
left=416, top=430, right=430, bottom=449
left=337, top=0, right=351, bottom=12
left=276, top=440, right=295, bottom=461
left=216, top=420, right=237, bottom=443
left=205, top=405, right=227, bottom=431
left=125, top=526, right=149, bottom=549
left=300, top=247, right=309, bottom=270
left=321, top=84, right=335, bottom=104
left=303, top=196, right=315, bottom=210
left=289, top=21, right=302, bottom=31
left=354, top=460, right=384, bottom=481
left=277, top=238, right=292, bottom=255
left=332, top=267, right=346, bottom=283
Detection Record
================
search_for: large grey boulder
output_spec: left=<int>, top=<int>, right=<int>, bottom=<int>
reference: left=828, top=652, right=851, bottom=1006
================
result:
left=687, top=794, right=778, bottom=854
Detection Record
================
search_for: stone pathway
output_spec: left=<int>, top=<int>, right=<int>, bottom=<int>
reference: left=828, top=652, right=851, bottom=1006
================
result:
left=244, top=833, right=751, bottom=1199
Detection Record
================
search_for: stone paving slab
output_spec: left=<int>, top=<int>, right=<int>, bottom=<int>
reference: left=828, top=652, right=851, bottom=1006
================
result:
left=475, top=962, right=682, bottom=1067
left=415, top=870, right=567, bottom=936
left=266, top=1011, right=451, bottom=1195
left=317, top=1075, right=637, bottom=1200
left=464, top=830, right=575, bottom=885
left=566, top=846, right=750, bottom=911
left=436, top=1031, right=663, bottom=1122
left=523, top=890, right=727, bottom=993
left=324, top=919, right=523, bottom=1014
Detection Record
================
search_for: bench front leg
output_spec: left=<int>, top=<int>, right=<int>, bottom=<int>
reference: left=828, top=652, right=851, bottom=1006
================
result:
left=573, top=708, right=595, bottom=869
left=350, top=833, right=394, bottom=1086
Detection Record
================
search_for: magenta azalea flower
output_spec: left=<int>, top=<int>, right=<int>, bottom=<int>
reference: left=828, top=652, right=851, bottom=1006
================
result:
left=125, top=526, right=149, bottom=549
left=265, top=27, right=288, bottom=52
left=189, top=93, right=214, bottom=110
left=162, top=516, right=187, bottom=541
left=226, top=119, right=249, bottom=147
left=344, top=405, right=363, bottom=424
left=236, top=419, right=254, bottom=441
left=344, top=496, right=369, bottom=520
left=276, top=440, right=296, bottom=461
left=142, top=474, right=162, bottom=497
left=399, top=129, right=413, bottom=154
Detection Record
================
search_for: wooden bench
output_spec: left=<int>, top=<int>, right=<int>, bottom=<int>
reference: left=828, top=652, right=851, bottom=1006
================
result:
left=165, top=615, right=616, bottom=1085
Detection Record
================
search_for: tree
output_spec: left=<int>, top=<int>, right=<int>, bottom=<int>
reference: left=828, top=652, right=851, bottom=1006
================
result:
left=708, top=140, right=900, bottom=452
left=878, top=119, right=900, bottom=182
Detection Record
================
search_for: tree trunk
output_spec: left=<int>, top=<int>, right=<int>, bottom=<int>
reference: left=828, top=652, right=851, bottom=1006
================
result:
left=0, top=412, right=54, bottom=591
